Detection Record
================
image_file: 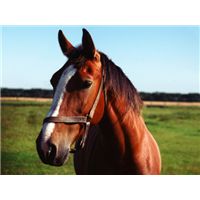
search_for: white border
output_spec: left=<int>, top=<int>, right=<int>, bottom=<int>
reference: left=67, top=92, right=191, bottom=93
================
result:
left=0, top=175, right=199, bottom=200
left=0, top=0, right=200, bottom=25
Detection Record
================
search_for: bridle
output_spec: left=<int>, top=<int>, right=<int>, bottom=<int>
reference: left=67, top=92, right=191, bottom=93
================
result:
left=43, top=67, right=106, bottom=153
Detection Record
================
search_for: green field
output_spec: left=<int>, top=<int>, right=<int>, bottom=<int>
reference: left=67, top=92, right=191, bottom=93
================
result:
left=1, top=101, right=200, bottom=175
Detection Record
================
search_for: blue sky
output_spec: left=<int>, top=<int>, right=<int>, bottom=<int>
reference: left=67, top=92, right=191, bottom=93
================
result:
left=1, top=26, right=199, bottom=93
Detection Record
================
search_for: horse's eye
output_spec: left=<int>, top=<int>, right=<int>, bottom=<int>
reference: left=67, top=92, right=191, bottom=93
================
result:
left=82, top=80, right=92, bottom=89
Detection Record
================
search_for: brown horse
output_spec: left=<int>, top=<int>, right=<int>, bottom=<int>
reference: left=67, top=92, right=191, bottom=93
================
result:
left=36, top=29, right=161, bottom=174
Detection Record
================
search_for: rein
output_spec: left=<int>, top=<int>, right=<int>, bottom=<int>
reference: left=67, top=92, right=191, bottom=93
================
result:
left=43, top=69, right=105, bottom=153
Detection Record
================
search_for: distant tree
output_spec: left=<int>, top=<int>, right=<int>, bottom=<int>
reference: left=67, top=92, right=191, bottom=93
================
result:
left=1, top=88, right=53, bottom=98
left=1, top=88, right=200, bottom=102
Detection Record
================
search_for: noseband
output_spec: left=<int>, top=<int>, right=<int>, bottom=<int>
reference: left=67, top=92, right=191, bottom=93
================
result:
left=43, top=70, right=105, bottom=152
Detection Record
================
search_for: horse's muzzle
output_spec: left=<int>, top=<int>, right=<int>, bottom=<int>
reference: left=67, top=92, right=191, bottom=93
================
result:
left=36, top=133, right=70, bottom=167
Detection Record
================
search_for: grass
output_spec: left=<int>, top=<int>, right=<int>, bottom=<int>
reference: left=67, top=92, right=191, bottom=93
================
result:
left=1, top=101, right=75, bottom=175
left=1, top=101, right=200, bottom=175
left=142, top=106, right=200, bottom=174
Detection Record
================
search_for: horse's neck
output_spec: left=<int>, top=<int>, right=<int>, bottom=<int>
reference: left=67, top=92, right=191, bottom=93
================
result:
left=100, top=99, right=147, bottom=157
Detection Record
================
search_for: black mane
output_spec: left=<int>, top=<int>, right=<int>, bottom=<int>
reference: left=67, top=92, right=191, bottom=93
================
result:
left=100, top=52, right=143, bottom=114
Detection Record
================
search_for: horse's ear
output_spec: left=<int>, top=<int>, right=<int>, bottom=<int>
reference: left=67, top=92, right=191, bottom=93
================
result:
left=58, top=30, right=75, bottom=57
left=82, top=28, right=95, bottom=59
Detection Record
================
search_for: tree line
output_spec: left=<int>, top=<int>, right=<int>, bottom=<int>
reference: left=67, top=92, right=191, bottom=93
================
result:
left=1, top=88, right=200, bottom=102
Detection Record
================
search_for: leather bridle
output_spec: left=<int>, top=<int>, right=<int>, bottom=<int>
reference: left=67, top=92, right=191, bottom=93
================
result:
left=43, top=69, right=105, bottom=152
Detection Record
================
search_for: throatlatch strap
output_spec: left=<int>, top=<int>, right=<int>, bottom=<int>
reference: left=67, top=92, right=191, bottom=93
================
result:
left=87, top=77, right=103, bottom=119
left=80, top=121, right=90, bottom=148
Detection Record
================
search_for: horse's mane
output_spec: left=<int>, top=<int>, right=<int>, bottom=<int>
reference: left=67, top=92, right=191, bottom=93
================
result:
left=100, top=52, right=143, bottom=114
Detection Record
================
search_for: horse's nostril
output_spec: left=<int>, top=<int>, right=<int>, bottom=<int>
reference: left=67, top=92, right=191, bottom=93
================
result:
left=48, top=143, right=57, bottom=162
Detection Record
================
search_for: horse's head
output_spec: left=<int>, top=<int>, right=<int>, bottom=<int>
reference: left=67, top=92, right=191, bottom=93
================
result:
left=36, top=29, right=105, bottom=166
